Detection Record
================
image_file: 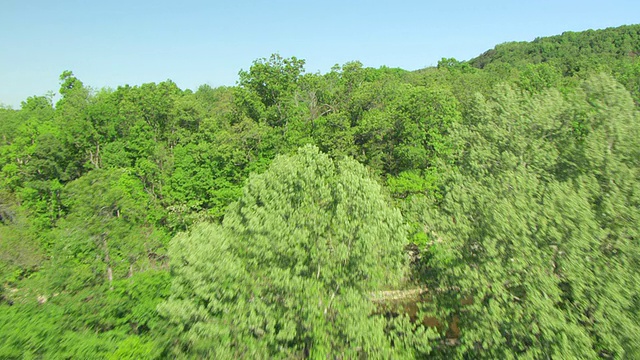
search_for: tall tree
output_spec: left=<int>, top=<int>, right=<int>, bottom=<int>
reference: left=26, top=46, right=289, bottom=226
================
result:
left=237, top=53, right=306, bottom=128
left=160, top=145, right=411, bottom=358
left=417, top=76, right=640, bottom=358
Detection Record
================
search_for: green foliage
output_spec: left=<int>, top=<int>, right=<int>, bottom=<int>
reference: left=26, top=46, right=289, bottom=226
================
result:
left=470, top=25, right=640, bottom=71
left=0, top=301, right=66, bottom=358
left=237, top=54, right=307, bottom=128
left=48, top=168, right=167, bottom=292
left=470, top=24, right=640, bottom=99
left=0, top=24, right=639, bottom=358
left=517, top=63, right=563, bottom=93
left=160, top=145, right=411, bottom=358
left=418, top=74, right=640, bottom=358
left=109, top=335, right=161, bottom=360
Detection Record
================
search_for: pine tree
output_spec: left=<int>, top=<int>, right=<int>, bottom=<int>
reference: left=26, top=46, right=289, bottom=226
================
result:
left=159, top=145, right=410, bottom=358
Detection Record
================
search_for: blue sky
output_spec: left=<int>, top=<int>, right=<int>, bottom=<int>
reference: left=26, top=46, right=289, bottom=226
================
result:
left=1, top=0, right=638, bottom=108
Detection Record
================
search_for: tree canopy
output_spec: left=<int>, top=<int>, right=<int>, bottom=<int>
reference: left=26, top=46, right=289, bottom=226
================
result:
left=159, top=145, right=410, bottom=358
left=1, top=24, right=639, bottom=359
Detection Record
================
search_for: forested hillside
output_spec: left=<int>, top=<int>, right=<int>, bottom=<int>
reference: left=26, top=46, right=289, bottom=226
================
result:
left=1, top=24, right=639, bottom=358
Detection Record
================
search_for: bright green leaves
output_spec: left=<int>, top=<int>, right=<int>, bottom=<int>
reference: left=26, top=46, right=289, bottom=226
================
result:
left=391, top=86, right=460, bottom=174
left=427, top=171, right=597, bottom=358
left=419, top=74, right=640, bottom=358
left=161, top=145, right=409, bottom=358
left=0, top=203, right=43, bottom=298
left=517, top=63, right=563, bottom=93
left=1, top=26, right=639, bottom=358
left=0, top=270, right=170, bottom=359
left=351, top=83, right=460, bottom=187
left=226, top=145, right=406, bottom=290
left=237, top=54, right=306, bottom=128
left=239, top=54, right=306, bottom=109
left=50, top=169, right=167, bottom=292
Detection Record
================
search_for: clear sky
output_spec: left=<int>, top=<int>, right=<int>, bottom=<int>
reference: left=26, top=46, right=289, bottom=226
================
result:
left=1, top=0, right=638, bottom=108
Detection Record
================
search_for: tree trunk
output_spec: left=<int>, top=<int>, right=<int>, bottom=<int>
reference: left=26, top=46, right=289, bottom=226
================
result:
left=102, top=233, right=113, bottom=289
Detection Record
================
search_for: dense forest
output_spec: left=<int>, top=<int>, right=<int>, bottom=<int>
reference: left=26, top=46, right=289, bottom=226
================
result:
left=1, top=24, right=639, bottom=358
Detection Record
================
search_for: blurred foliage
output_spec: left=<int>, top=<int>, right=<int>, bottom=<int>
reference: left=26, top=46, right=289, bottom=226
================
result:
left=0, top=24, right=639, bottom=358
